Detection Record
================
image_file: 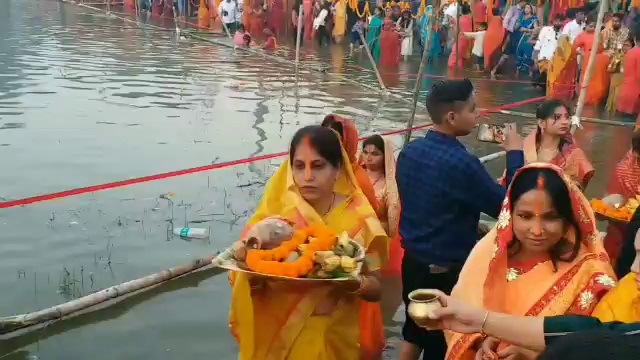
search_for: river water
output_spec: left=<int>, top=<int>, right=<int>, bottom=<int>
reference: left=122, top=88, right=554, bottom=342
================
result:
left=0, top=1, right=634, bottom=359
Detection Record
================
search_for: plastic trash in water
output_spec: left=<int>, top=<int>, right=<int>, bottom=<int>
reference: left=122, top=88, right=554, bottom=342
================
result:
left=173, top=227, right=208, bottom=239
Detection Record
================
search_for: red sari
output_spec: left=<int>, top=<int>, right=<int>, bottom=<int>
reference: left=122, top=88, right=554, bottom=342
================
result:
left=603, top=150, right=640, bottom=266
left=473, top=0, right=487, bottom=27
left=448, top=14, right=473, bottom=69
left=266, top=0, right=284, bottom=37
left=484, top=15, right=505, bottom=70
left=303, top=0, right=313, bottom=40
left=380, top=18, right=401, bottom=67
left=618, top=47, right=640, bottom=115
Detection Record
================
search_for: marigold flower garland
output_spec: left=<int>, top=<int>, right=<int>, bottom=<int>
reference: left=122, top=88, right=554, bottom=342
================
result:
left=245, top=225, right=338, bottom=278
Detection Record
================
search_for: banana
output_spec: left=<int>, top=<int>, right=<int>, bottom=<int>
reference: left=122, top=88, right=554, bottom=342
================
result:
left=321, top=255, right=341, bottom=272
left=340, top=256, right=357, bottom=273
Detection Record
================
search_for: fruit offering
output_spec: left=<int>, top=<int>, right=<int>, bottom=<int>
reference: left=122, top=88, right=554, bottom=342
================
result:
left=591, top=196, right=640, bottom=223
left=230, top=224, right=363, bottom=280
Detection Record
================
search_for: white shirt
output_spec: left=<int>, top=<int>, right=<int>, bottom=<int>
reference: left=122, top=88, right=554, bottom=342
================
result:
left=219, top=1, right=236, bottom=24
left=443, top=4, right=457, bottom=25
left=465, top=31, right=486, bottom=56
left=313, top=9, right=328, bottom=29
left=235, top=0, right=244, bottom=22
left=534, top=26, right=559, bottom=61
left=561, top=19, right=584, bottom=43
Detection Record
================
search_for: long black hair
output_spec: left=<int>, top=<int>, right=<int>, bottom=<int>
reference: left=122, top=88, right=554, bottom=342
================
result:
left=289, top=125, right=342, bottom=168
left=508, top=167, right=582, bottom=271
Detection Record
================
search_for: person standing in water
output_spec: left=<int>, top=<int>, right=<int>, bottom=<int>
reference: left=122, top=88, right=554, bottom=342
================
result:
left=219, top=0, right=238, bottom=33
left=395, top=79, right=524, bottom=360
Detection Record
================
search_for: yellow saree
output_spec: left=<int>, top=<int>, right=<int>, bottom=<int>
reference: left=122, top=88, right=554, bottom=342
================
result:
left=593, top=272, right=640, bottom=323
left=446, top=163, right=616, bottom=360
left=229, top=147, right=389, bottom=360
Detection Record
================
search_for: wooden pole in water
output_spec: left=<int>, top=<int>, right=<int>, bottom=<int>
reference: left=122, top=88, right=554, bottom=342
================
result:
left=403, top=2, right=438, bottom=146
left=0, top=254, right=218, bottom=335
left=295, top=4, right=304, bottom=70
left=106, top=0, right=111, bottom=14
left=571, top=0, right=607, bottom=134
left=359, top=30, right=387, bottom=91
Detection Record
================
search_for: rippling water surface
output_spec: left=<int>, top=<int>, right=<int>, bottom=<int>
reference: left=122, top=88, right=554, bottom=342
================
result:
left=0, top=1, right=633, bottom=359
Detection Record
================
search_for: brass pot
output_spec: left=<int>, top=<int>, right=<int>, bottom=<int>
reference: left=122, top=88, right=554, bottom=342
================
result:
left=407, top=289, right=442, bottom=327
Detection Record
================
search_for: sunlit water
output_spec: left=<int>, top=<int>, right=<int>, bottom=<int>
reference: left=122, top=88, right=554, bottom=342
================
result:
left=0, top=1, right=634, bottom=359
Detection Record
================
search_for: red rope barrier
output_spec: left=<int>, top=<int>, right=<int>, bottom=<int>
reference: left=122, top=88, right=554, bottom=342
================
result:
left=0, top=96, right=544, bottom=209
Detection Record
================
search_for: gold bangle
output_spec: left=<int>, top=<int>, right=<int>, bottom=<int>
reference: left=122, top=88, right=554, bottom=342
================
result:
left=480, top=311, right=490, bottom=336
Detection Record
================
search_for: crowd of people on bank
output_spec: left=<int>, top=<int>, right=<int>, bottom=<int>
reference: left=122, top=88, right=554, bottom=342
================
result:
left=225, top=76, right=640, bottom=360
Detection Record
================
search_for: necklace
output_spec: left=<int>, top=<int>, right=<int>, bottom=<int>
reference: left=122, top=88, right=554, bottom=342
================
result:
left=321, top=193, right=336, bottom=217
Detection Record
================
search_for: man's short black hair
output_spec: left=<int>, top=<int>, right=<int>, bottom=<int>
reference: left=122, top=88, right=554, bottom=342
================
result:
left=425, top=79, right=474, bottom=125
left=554, top=14, right=566, bottom=22
left=612, top=12, right=625, bottom=21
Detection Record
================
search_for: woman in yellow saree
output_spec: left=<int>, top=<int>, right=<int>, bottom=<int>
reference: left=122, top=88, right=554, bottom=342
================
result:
left=229, top=125, right=389, bottom=360
left=546, top=35, right=578, bottom=101
left=446, top=163, right=616, bottom=360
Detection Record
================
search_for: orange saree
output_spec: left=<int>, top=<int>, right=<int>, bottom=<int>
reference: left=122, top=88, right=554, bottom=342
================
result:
left=484, top=15, right=505, bottom=70
left=446, top=163, right=616, bottom=360
left=574, top=32, right=609, bottom=105
left=603, top=150, right=640, bottom=266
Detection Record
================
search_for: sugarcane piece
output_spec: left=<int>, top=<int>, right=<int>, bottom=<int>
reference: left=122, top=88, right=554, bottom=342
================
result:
left=333, top=232, right=355, bottom=257
left=320, top=255, right=341, bottom=272
left=314, top=251, right=335, bottom=264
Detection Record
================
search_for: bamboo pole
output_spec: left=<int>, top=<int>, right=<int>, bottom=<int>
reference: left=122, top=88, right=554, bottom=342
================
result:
left=0, top=255, right=218, bottom=335
left=294, top=4, right=304, bottom=70
left=106, top=0, right=111, bottom=14
left=358, top=29, right=387, bottom=91
left=571, top=0, right=608, bottom=134
left=403, top=2, right=437, bottom=146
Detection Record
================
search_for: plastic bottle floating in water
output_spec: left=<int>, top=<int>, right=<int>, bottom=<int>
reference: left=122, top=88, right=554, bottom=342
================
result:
left=173, top=227, right=208, bottom=239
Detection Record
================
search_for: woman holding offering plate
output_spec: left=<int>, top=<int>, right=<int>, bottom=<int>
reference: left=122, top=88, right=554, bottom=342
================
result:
left=445, top=163, right=615, bottom=360
left=228, top=125, right=389, bottom=360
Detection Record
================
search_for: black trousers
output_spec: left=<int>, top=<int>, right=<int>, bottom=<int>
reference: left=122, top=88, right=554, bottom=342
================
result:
left=316, top=25, right=330, bottom=46
left=402, top=253, right=462, bottom=360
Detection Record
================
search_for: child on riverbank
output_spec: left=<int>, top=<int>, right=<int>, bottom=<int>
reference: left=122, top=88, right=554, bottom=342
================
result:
left=464, top=22, right=487, bottom=71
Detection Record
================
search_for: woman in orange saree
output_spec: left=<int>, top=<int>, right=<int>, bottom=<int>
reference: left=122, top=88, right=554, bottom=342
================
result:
left=500, top=99, right=595, bottom=190
left=248, top=1, right=265, bottom=37
left=360, top=135, right=402, bottom=275
left=574, top=19, right=610, bottom=105
left=546, top=35, right=578, bottom=101
left=228, top=125, right=389, bottom=360
left=483, top=11, right=506, bottom=71
left=601, top=130, right=640, bottom=267
left=446, top=163, right=616, bottom=360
